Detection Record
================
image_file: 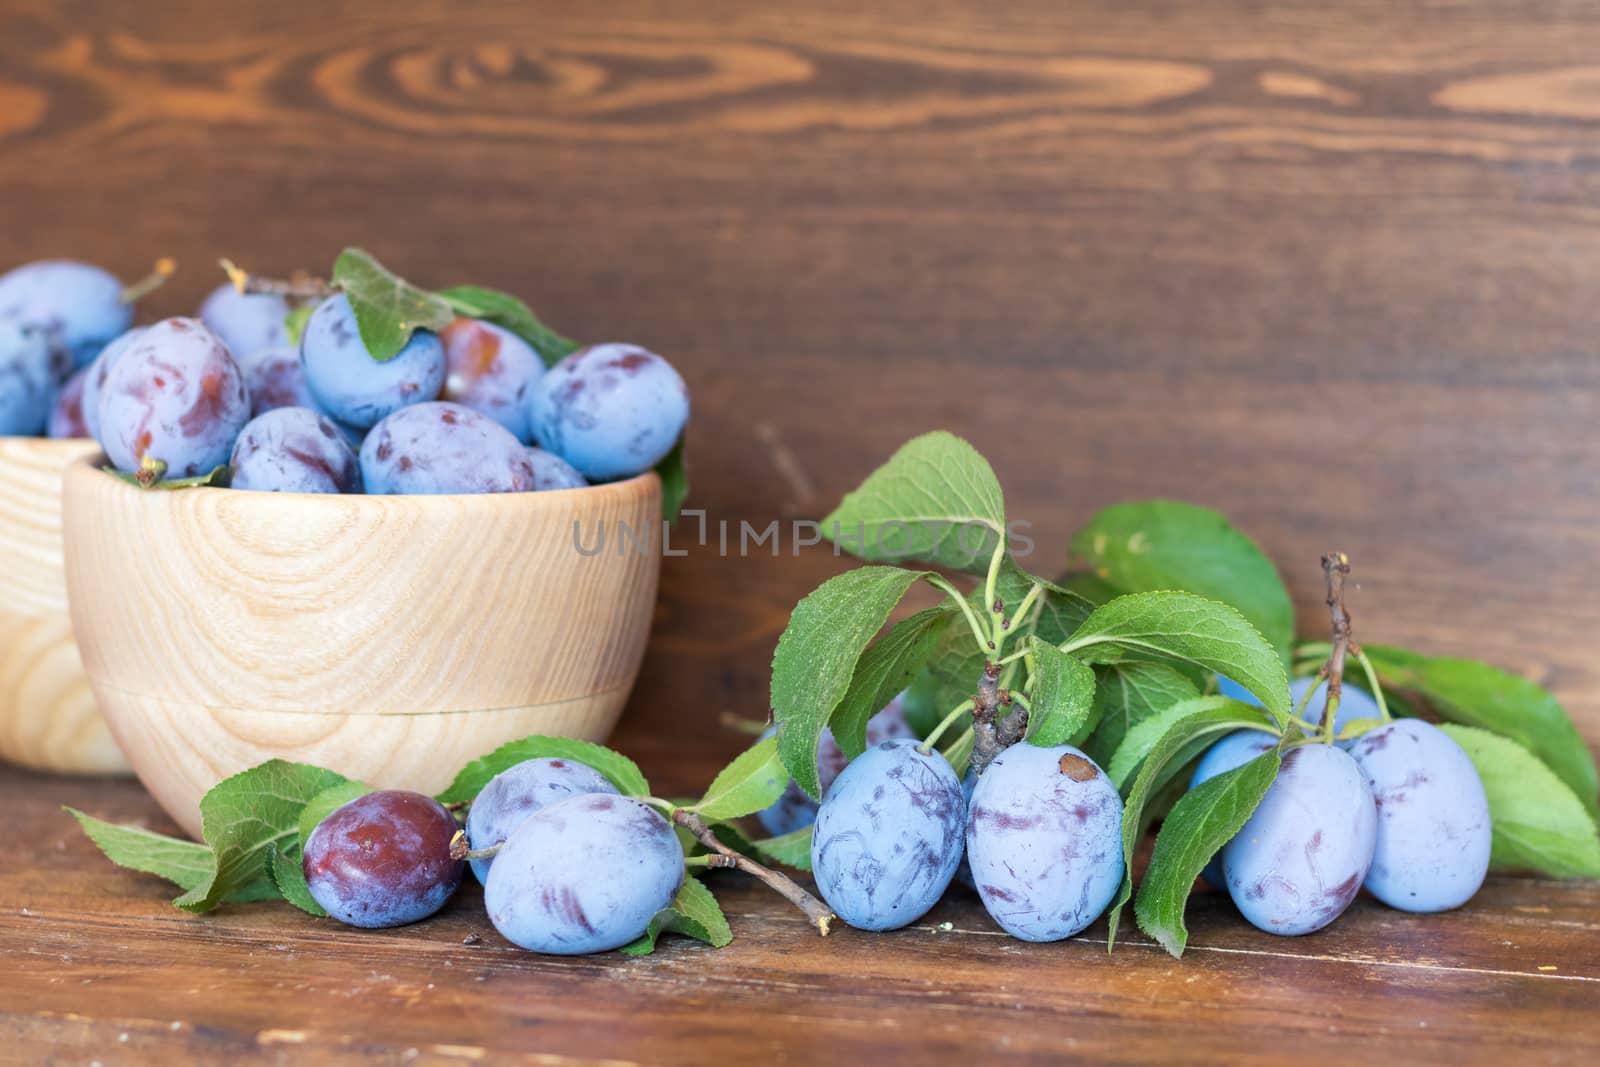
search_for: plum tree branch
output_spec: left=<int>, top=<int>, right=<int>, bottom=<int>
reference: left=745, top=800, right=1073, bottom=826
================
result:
left=1317, top=552, right=1354, bottom=741
left=670, top=809, right=834, bottom=936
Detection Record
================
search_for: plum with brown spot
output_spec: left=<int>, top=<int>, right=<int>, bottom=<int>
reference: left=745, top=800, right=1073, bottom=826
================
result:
left=439, top=318, right=545, bottom=442
left=524, top=343, right=688, bottom=480
left=1222, top=743, right=1376, bottom=936
left=965, top=742, right=1123, bottom=942
left=302, top=790, right=465, bottom=928
left=230, top=406, right=362, bottom=494
left=97, top=317, right=251, bottom=477
left=359, top=401, right=535, bottom=495
left=484, top=794, right=682, bottom=955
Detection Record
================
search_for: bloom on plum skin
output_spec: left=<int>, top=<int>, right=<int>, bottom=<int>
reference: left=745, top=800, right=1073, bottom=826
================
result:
left=525, top=343, right=689, bottom=480
left=302, top=790, right=465, bottom=929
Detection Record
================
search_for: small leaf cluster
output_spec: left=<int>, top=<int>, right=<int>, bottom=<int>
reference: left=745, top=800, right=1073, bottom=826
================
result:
left=771, top=431, right=1600, bottom=957
left=71, top=733, right=804, bottom=957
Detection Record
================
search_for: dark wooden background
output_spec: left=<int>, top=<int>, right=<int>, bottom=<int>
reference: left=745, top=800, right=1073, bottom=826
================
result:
left=3, top=1, right=1599, bottom=1062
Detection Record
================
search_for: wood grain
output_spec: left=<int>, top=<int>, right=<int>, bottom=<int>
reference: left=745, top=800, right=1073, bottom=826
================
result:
left=0, top=436, right=127, bottom=774
left=61, top=459, right=661, bottom=838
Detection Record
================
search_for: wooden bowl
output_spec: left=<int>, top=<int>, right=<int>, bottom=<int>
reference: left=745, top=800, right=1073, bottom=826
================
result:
left=61, top=457, right=661, bottom=839
left=0, top=437, right=130, bottom=775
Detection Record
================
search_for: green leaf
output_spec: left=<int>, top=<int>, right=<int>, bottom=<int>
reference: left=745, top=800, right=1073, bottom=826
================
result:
left=1062, top=591, right=1290, bottom=726
left=1133, top=750, right=1280, bottom=957
left=832, top=607, right=953, bottom=759
left=822, top=431, right=1006, bottom=574
left=266, top=842, right=326, bottom=917
left=619, top=876, right=732, bottom=955
left=655, top=436, right=688, bottom=523
left=64, top=808, right=269, bottom=897
left=691, top=737, right=787, bottom=822
left=283, top=303, right=315, bottom=347
left=771, top=566, right=931, bottom=798
left=1439, top=725, right=1600, bottom=878
left=1083, top=662, right=1201, bottom=769
left=105, top=464, right=231, bottom=490
left=1022, top=638, right=1096, bottom=747
left=173, top=760, right=353, bottom=913
left=1070, top=501, right=1294, bottom=662
left=436, top=284, right=580, bottom=368
left=436, top=736, right=650, bottom=804
left=1106, top=701, right=1278, bottom=947
left=746, top=826, right=813, bottom=870
left=332, top=248, right=455, bottom=362
left=297, top=780, right=373, bottom=850
left=1108, top=695, right=1254, bottom=790
left=1367, top=646, right=1598, bottom=819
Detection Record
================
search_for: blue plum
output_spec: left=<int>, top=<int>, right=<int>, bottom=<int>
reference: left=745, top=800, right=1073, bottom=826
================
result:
left=525, top=343, right=688, bottom=480
left=1218, top=675, right=1380, bottom=739
left=1189, top=731, right=1278, bottom=887
left=80, top=328, right=145, bottom=441
left=965, top=744, right=1124, bottom=941
left=1350, top=719, right=1490, bottom=912
left=756, top=696, right=916, bottom=837
left=484, top=793, right=683, bottom=955
left=302, top=790, right=465, bottom=928
left=810, top=737, right=964, bottom=931
left=97, top=318, right=251, bottom=477
left=230, top=407, right=362, bottom=494
left=526, top=447, right=588, bottom=491
left=359, top=401, right=535, bottom=495
left=301, top=294, right=444, bottom=428
left=0, top=260, right=130, bottom=369
left=199, top=283, right=290, bottom=360
left=0, top=321, right=55, bottom=436
left=47, top=364, right=91, bottom=438
left=953, top=768, right=979, bottom=890
left=241, top=346, right=321, bottom=415
left=466, top=757, right=620, bottom=884
left=1222, top=743, right=1376, bottom=935
left=440, top=318, right=544, bottom=442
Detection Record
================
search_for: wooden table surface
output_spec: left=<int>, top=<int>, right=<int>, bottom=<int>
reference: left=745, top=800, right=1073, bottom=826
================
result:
left=4, top=0, right=1600, bottom=1062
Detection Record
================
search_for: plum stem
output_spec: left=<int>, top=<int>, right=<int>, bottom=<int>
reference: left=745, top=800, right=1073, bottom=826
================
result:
left=447, top=829, right=500, bottom=863
left=927, top=574, right=991, bottom=654
left=718, top=712, right=770, bottom=737
left=918, top=699, right=975, bottom=753
left=1354, top=649, right=1392, bottom=722
left=120, top=258, right=176, bottom=304
left=219, top=258, right=337, bottom=301
left=670, top=809, right=834, bottom=936
left=1316, top=552, right=1354, bottom=743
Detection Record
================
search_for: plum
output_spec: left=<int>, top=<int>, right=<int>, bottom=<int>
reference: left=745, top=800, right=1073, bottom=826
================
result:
left=1222, top=743, right=1376, bottom=935
left=952, top=768, right=979, bottom=890
left=756, top=696, right=916, bottom=837
left=465, top=757, right=619, bottom=884
left=1350, top=719, right=1490, bottom=912
left=47, top=365, right=91, bottom=439
left=0, top=321, right=55, bottom=436
left=526, top=447, right=588, bottom=491
left=199, top=283, right=290, bottom=360
left=484, top=793, right=682, bottom=955
left=80, top=328, right=144, bottom=441
left=97, top=318, right=251, bottom=477
left=810, top=737, right=965, bottom=931
left=525, top=343, right=688, bottom=480
left=301, top=294, right=444, bottom=428
left=359, top=401, right=535, bottom=495
left=0, top=259, right=130, bottom=369
left=440, top=318, right=544, bottom=442
left=966, top=743, right=1124, bottom=941
left=302, top=790, right=465, bottom=928
left=230, top=406, right=362, bottom=494
left=1189, top=731, right=1278, bottom=887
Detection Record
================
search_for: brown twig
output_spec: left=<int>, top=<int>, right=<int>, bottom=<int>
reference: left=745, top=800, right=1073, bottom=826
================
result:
left=1318, top=552, right=1354, bottom=736
left=970, top=661, right=1005, bottom=776
left=219, top=258, right=337, bottom=301
left=671, top=810, right=834, bottom=936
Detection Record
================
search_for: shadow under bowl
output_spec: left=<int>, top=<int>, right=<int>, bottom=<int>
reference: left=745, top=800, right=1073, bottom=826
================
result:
left=61, top=455, right=662, bottom=839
